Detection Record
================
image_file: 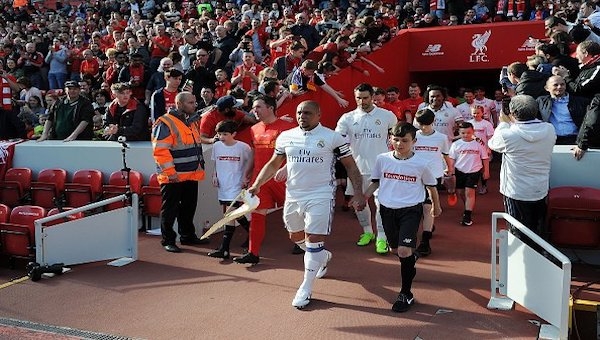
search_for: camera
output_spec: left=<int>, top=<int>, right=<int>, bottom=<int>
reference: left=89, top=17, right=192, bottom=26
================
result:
left=242, top=42, right=250, bottom=49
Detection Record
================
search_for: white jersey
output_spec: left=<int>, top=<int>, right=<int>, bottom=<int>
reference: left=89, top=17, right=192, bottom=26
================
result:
left=414, top=103, right=462, bottom=142
left=275, top=124, right=352, bottom=202
left=473, top=97, right=497, bottom=125
left=371, top=152, right=437, bottom=209
left=211, top=141, right=252, bottom=201
left=456, top=102, right=473, bottom=121
left=468, top=118, right=495, bottom=148
left=414, top=130, right=450, bottom=178
left=448, top=139, right=489, bottom=173
left=335, top=106, right=397, bottom=175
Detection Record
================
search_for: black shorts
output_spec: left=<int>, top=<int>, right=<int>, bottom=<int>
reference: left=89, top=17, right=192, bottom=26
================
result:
left=455, top=169, right=480, bottom=189
left=423, top=178, right=442, bottom=205
left=218, top=200, right=243, bottom=212
left=334, top=160, right=347, bottom=180
left=380, top=203, right=423, bottom=249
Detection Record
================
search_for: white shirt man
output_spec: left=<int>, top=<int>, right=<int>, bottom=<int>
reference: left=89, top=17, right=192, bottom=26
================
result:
left=335, top=83, right=397, bottom=253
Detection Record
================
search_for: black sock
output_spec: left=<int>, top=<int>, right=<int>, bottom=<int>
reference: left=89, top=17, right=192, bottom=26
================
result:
left=464, top=210, right=472, bottom=219
left=422, top=231, right=432, bottom=243
left=237, top=216, right=250, bottom=232
left=400, top=254, right=416, bottom=295
left=221, top=225, right=235, bottom=251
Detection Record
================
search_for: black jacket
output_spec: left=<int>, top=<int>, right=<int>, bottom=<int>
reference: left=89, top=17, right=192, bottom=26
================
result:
left=536, top=94, right=590, bottom=128
left=105, top=98, right=149, bottom=141
left=0, top=108, right=26, bottom=140
left=577, top=94, right=600, bottom=150
left=47, top=95, right=94, bottom=140
left=565, top=60, right=600, bottom=99
left=516, top=70, right=549, bottom=98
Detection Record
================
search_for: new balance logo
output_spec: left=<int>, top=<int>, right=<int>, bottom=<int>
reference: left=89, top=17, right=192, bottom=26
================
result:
left=422, top=44, right=444, bottom=56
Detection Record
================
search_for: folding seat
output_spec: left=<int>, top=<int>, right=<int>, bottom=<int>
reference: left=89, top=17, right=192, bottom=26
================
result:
left=102, top=170, right=143, bottom=211
left=45, top=208, right=85, bottom=227
left=0, top=204, right=10, bottom=223
left=0, top=205, right=46, bottom=266
left=30, top=168, right=68, bottom=209
left=141, top=173, right=161, bottom=230
left=64, top=169, right=103, bottom=208
left=0, top=167, right=32, bottom=207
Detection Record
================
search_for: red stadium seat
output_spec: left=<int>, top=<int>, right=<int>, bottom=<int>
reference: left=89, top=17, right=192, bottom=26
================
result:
left=30, top=168, right=68, bottom=209
left=0, top=167, right=32, bottom=207
left=64, top=169, right=103, bottom=208
left=141, top=173, right=161, bottom=230
left=102, top=170, right=143, bottom=211
left=45, top=208, right=85, bottom=227
left=0, top=204, right=10, bottom=223
left=0, top=205, right=46, bottom=266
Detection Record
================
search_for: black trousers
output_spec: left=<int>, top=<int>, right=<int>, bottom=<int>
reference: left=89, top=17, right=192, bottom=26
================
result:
left=160, top=180, right=199, bottom=245
left=503, top=195, right=547, bottom=236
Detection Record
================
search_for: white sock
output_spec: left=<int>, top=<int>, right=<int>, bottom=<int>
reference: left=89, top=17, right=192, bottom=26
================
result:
left=295, top=240, right=307, bottom=251
left=355, top=206, right=373, bottom=234
left=298, top=242, right=326, bottom=293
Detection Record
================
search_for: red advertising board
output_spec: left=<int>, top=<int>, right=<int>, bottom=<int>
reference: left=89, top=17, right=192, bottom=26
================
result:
left=406, top=21, right=546, bottom=72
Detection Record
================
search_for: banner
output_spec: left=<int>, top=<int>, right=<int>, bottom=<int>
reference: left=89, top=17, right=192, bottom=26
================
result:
left=0, top=140, right=22, bottom=180
left=276, top=21, right=545, bottom=129
left=406, top=21, right=545, bottom=72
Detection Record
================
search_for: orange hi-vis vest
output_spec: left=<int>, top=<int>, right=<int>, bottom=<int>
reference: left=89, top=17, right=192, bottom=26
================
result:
left=152, top=113, right=205, bottom=184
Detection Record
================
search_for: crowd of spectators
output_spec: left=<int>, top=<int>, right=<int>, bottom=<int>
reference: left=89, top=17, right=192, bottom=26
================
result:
left=0, top=0, right=599, bottom=143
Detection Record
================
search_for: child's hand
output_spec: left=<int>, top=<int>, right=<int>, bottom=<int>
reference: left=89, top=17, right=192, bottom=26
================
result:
left=483, top=171, right=490, bottom=180
left=212, top=177, right=219, bottom=187
left=431, top=205, right=442, bottom=217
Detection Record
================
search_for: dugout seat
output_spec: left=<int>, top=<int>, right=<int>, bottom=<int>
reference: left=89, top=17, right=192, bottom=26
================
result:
left=0, top=167, right=32, bottom=207
left=102, top=170, right=143, bottom=211
left=30, top=168, right=68, bottom=209
left=64, top=169, right=103, bottom=208
left=141, top=173, right=161, bottom=230
left=0, top=205, right=46, bottom=267
left=45, top=208, right=85, bottom=227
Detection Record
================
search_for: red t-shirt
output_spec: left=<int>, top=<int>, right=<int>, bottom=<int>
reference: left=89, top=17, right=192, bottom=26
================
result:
left=200, top=108, right=247, bottom=137
left=80, top=58, right=100, bottom=76
left=232, top=63, right=264, bottom=92
left=164, top=89, right=177, bottom=111
left=151, top=35, right=173, bottom=58
left=400, top=97, right=423, bottom=117
left=250, top=118, right=296, bottom=178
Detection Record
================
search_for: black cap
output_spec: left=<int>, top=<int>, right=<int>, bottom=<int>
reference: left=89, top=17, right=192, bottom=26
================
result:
left=64, top=80, right=81, bottom=88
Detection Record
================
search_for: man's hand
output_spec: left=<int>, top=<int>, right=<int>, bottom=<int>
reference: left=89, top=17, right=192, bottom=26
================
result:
left=483, top=170, right=490, bottom=180
left=349, top=193, right=366, bottom=211
left=63, top=134, right=76, bottom=142
left=337, top=97, right=349, bottom=108
left=573, top=146, right=586, bottom=161
left=247, top=184, right=260, bottom=196
left=274, top=165, right=287, bottom=182
left=431, top=204, right=442, bottom=217
left=37, top=135, right=48, bottom=142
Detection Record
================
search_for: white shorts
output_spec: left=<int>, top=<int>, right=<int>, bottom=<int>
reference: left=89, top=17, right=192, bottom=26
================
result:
left=283, top=199, right=334, bottom=235
left=345, top=174, right=378, bottom=196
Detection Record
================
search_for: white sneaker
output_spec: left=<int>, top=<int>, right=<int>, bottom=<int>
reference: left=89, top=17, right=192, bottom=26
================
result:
left=315, top=250, right=332, bottom=279
left=292, top=288, right=311, bottom=309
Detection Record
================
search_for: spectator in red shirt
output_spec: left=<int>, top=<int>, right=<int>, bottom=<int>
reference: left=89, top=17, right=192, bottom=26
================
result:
left=199, top=95, right=258, bottom=144
left=80, top=49, right=101, bottom=87
left=231, top=50, right=264, bottom=93
left=149, top=23, right=173, bottom=72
